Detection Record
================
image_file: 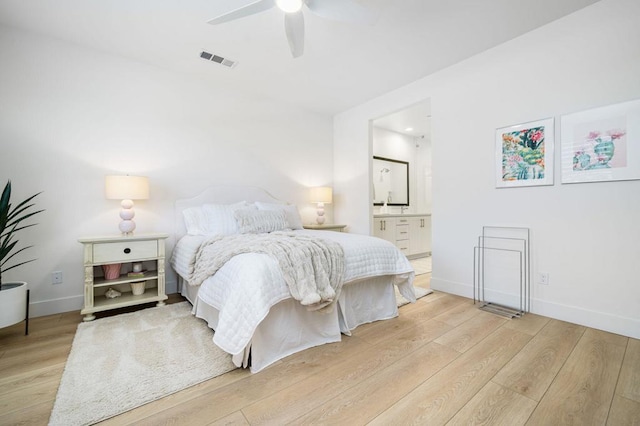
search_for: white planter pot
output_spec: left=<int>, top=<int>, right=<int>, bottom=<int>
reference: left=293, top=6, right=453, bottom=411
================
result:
left=130, top=281, right=146, bottom=296
left=0, top=281, right=28, bottom=329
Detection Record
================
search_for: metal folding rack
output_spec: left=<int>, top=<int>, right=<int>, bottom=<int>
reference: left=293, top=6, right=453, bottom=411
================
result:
left=473, top=226, right=530, bottom=318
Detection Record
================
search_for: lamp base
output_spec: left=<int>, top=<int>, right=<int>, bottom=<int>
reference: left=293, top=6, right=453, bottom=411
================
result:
left=119, top=199, right=136, bottom=235
left=119, top=220, right=136, bottom=235
left=316, top=203, right=326, bottom=225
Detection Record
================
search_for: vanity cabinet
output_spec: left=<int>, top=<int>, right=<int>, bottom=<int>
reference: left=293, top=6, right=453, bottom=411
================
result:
left=374, top=217, right=396, bottom=243
left=394, top=217, right=411, bottom=254
left=409, top=216, right=431, bottom=256
left=373, top=214, right=431, bottom=259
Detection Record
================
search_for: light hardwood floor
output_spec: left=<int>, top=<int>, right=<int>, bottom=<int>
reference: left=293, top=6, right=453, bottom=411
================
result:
left=1, top=274, right=639, bottom=425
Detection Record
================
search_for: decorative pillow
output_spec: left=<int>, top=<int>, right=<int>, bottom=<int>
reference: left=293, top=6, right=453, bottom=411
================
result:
left=235, top=209, right=290, bottom=234
left=182, top=207, right=208, bottom=236
left=254, top=201, right=304, bottom=230
left=202, top=201, right=256, bottom=236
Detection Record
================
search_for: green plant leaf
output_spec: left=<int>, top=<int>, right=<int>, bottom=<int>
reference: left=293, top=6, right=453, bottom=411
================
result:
left=1, top=223, right=38, bottom=240
left=2, top=258, right=36, bottom=273
left=0, top=239, right=19, bottom=260
left=1, top=245, right=33, bottom=268
left=0, top=180, right=44, bottom=283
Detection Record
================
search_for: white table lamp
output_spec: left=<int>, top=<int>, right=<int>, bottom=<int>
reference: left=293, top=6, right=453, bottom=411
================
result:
left=105, top=175, right=149, bottom=235
left=310, top=186, right=332, bottom=225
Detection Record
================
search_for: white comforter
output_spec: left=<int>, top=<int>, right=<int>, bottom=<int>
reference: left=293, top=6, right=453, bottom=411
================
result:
left=170, top=230, right=415, bottom=355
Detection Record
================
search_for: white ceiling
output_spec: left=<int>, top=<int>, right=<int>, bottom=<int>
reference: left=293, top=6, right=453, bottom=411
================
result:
left=0, top=0, right=599, bottom=116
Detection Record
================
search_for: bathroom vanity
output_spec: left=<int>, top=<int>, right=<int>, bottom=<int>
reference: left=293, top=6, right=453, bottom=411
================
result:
left=373, top=213, right=431, bottom=259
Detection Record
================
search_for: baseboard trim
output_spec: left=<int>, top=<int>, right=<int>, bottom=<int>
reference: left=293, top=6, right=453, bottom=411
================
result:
left=430, top=277, right=472, bottom=299
left=431, top=277, right=640, bottom=340
left=530, top=297, right=640, bottom=340
left=30, top=295, right=84, bottom=318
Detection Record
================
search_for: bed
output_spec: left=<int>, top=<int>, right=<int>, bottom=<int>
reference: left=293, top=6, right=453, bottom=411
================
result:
left=170, top=185, right=416, bottom=372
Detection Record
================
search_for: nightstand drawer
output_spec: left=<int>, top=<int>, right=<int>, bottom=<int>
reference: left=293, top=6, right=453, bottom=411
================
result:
left=93, top=240, right=158, bottom=263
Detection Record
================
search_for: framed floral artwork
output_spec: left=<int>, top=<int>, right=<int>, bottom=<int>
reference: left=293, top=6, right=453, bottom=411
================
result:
left=495, top=118, right=554, bottom=188
left=561, top=98, right=640, bottom=184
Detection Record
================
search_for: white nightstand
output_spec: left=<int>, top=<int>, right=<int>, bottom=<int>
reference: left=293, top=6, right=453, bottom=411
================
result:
left=303, top=224, right=347, bottom=232
left=78, top=233, right=169, bottom=321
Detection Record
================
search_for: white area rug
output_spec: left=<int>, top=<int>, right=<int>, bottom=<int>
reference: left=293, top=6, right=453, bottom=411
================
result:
left=396, top=285, right=433, bottom=307
left=50, top=302, right=236, bottom=426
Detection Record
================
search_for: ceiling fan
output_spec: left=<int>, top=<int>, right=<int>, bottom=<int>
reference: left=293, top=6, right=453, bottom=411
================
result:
left=207, top=0, right=377, bottom=58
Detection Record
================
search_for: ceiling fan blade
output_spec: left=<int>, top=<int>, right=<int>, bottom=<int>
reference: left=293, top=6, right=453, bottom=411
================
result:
left=305, top=0, right=378, bottom=24
left=284, top=11, right=305, bottom=58
left=207, top=0, right=275, bottom=25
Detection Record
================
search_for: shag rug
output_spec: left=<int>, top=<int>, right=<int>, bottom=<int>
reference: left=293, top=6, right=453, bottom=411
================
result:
left=49, top=302, right=236, bottom=426
left=396, top=285, right=433, bottom=307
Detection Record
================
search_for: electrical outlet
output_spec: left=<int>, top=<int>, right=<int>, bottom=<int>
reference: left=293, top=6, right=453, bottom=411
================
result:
left=52, top=271, right=63, bottom=285
left=538, top=272, right=549, bottom=285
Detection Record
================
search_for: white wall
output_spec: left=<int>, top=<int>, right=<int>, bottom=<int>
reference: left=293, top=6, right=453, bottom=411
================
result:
left=0, top=26, right=334, bottom=316
left=415, top=137, right=432, bottom=214
left=334, top=0, right=640, bottom=338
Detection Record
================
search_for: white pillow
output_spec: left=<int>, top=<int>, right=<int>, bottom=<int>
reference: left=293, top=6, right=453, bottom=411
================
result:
left=235, top=209, right=289, bottom=234
left=254, top=201, right=304, bottom=230
left=182, top=207, right=208, bottom=236
left=202, top=201, right=256, bottom=236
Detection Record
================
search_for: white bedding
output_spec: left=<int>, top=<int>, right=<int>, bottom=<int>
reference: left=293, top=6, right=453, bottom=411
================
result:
left=170, top=229, right=415, bottom=357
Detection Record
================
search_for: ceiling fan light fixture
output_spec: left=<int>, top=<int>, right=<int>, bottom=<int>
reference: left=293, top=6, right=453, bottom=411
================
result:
left=276, top=0, right=303, bottom=13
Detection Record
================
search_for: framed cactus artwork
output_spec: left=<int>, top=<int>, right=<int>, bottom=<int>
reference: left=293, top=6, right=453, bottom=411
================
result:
left=495, top=117, right=555, bottom=188
left=561, top=98, right=640, bottom=184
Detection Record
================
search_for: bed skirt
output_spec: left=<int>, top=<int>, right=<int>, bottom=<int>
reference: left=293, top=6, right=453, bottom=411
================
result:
left=180, top=275, right=406, bottom=373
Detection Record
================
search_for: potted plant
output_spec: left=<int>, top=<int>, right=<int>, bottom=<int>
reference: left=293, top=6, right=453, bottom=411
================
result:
left=0, top=180, right=43, bottom=331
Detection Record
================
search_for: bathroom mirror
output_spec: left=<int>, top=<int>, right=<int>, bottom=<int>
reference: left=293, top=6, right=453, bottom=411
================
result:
left=373, top=156, right=409, bottom=206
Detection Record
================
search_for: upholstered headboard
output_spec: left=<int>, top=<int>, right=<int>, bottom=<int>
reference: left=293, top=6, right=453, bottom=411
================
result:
left=174, top=185, right=283, bottom=239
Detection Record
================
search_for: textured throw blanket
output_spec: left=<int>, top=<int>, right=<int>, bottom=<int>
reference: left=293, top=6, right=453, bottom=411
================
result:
left=188, top=232, right=345, bottom=311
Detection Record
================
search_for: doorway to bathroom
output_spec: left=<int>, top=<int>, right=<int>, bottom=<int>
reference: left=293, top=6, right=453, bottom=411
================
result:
left=371, top=99, right=432, bottom=272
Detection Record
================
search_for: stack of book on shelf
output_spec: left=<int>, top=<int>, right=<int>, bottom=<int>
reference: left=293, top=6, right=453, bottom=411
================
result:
left=127, top=271, right=146, bottom=278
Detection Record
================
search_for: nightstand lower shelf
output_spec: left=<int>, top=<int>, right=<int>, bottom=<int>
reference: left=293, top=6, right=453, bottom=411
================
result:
left=81, top=292, right=168, bottom=321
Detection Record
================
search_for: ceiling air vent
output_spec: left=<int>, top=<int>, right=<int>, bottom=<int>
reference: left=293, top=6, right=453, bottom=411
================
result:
left=200, top=50, right=237, bottom=68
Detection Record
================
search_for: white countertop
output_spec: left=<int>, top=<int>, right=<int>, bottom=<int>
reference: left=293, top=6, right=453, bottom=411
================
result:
left=373, top=213, right=431, bottom=218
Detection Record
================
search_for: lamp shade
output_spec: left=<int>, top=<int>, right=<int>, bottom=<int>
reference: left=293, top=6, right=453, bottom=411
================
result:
left=105, top=175, right=149, bottom=200
left=310, top=186, right=332, bottom=204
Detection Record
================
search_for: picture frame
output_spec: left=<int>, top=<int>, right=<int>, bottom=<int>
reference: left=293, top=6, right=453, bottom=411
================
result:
left=561, top=98, right=640, bottom=184
left=495, top=118, right=554, bottom=188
